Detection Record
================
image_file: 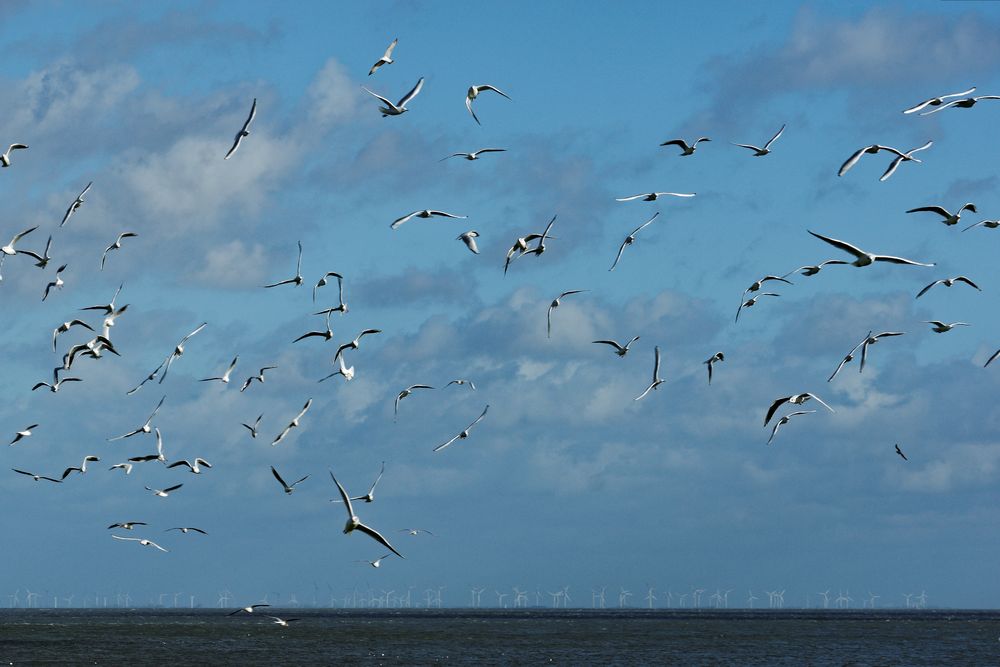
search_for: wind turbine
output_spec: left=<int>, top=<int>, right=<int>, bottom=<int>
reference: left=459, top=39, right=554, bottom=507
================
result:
left=818, top=590, right=831, bottom=609
left=747, top=590, right=759, bottom=609
left=645, top=587, right=657, bottom=609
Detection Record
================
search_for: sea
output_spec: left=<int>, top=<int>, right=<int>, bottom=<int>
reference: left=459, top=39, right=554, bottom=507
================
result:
left=0, top=608, right=997, bottom=665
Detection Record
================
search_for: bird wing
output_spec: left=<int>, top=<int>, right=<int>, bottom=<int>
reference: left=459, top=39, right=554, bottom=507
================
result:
left=263, top=278, right=296, bottom=288
left=955, top=276, right=981, bottom=290
left=652, top=346, right=661, bottom=379
left=271, top=466, right=289, bottom=490
left=367, top=462, right=385, bottom=496
left=240, top=98, right=257, bottom=134
left=329, top=471, right=355, bottom=519
left=985, top=349, right=1000, bottom=367
left=427, top=211, right=467, bottom=219
left=391, top=211, right=419, bottom=229
left=163, top=484, right=183, bottom=493
left=397, top=77, right=424, bottom=107
left=633, top=382, right=656, bottom=401
left=465, top=96, right=480, bottom=125
left=660, top=139, right=689, bottom=150
left=763, top=124, right=786, bottom=150
left=433, top=433, right=462, bottom=452
left=615, top=194, right=644, bottom=202
left=356, top=522, right=405, bottom=559
left=807, top=394, right=835, bottom=413
left=807, top=230, right=864, bottom=259
left=609, top=238, right=629, bottom=272
left=838, top=147, right=868, bottom=177
left=871, top=254, right=934, bottom=267
left=732, top=143, right=763, bottom=152
left=906, top=206, right=949, bottom=217
left=592, top=340, right=624, bottom=352
left=11, top=226, right=38, bottom=244
left=763, top=397, right=790, bottom=427
left=360, top=86, right=393, bottom=107
left=920, top=100, right=961, bottom=115
left=878, top=156, right=904, bottom=182
left=915, top=281, right=940, bottom=299
left=631, top=211, right=660, bottom=236
left=905, top=140, right=933, bottom=156
left=478, top=84, right=510, bottom=99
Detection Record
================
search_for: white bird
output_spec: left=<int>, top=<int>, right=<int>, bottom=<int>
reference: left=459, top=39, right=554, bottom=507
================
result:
left=331, top=462, right=385, bottom=504
left=547, top=289, right=588, bottom=338
left=101, top=232, right=138, bottom=270
left=158, top=322, right=208, bottom=385
left=457, top=231, right=480, bottom=254
left=266, top=616, right=300, bottom=627
left=615, top=192, right=695, bottom=202
left=445, top=379, right=476, bottom=390
left=610, top=212, right=660, bottom=271
left=368, top=37, right=397, bottom=76
left=767, top=410, right=816, bottom=445
left=807, top=230, right=934, bottom=267
left=362, top=77, right=424, bottom=116
left=330, top=471, right=404, bottom=558
left=634, top=346, right=665, bottom=401
left=782, top=260, right=849, bottom=278
left=52, top=318, right=94, bottom=352
left=32, top=367, right=82, bottom=393
left=735, top=293, right=779, bottom=323
left=42, top=264, right=68, bottom=301
left=902, top=87, right=976, bottom=114
left=127, top=429, right=167, bottom=466
left=763, top=393, right=834, bottom=427
left=271, top=466, right=309, bottom=495
left=60, top=181, right=93, bottom=227
left=240, top=365, right=277, bottom=392
left=64, top=334, right=119, bottom=370
left=357, top=554, right=392, bottom=568
left=920, top=94, right=1000, bottom=115
left=19, top=234, right=53, bottom=269
left=859, top=331, right=906, bottom=373
left=837, top=144, right=908, bottom=177
left=144, top=483, right=183, bottom=498
left=878, top=140, right=933, bottom=181
left=313, top=271, right=343, bottom=304
left=293, top=311, right=334, bottom=343
left=167, top=457, right=212, bottom=474
left=391, top=209, right=467, bottom=230
left=229, top=604, right=270, bottom=616
left=11, top=468, right=61, bottom=483
left=166, top=527, right=208, bottom=535
left=916, top=276, right=980, bottom=299
left=398, top=528, right=435, bottom=537
left=263, top=241, right=303, bottom=288
left=704, top=352, right=724, bottom=384
left=660, top=137, right=711, bottom=156
left=1, top=225, right=37, bottom=256
left=906, top=203, right=976, bottom=226
left=434, top=405, right=489, bottom=452
left=242, top=414, right=262, bottom=438
left=592, top=336, right=640, bottom=357
left=112, top=535, right=168, bottom=552
left=108, top=522, right=146, bottom=530
left=200, top=355, right=239, bottom=384
left=108, top=463, right=133, bottom=475
left=466, top=84, right=511, bottom=125
left=442, top=148, right=506, bottom=161
left=224, top=97, right=257, bottom=159
left=0, top=143, right=28, bottom=167
left=271, top=398, right=313, bottom=446
left=744, top=275, right=792, bottom=295
left=108, top=396, right=165, bottom=441
left=80, top=283, right=124, bottom=316
left=925, top=320, right=970, bottom=333
left=732, top=124, right=785, bottom=156
left=318, top=354, right=354, bottom=383
left=518, top=215, right=559, bottom=259
left=60, top=455, right=100, bottom=480
left=334, top=329, right=382, bottom=362
left=395, top=385, right=434, bottom=420
left=10, top=424, right=39, bottom=445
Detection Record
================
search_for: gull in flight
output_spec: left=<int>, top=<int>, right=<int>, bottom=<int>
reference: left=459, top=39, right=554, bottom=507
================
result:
left=925, top=320, right=970, bottom=333
left=962, top=218, right=999, bottom=233
left=60, top=181, right=93, bottom=227
left=767, top=410, right=815, bottom=445
left=0, top=143, right=28, bottom=167
left=906, top=203, right=976, bottom=226
left=362, top=77, right=424, bottom=116
left=109, top=463, right=133, bottom=475
left=859, top=331, right=905, bottom=373
left=391, top=209, right=467, bottom=230
left=660, top=137, right=711, bottom=156
left=984, top=349, right=1000, bottom=368
left=200, top=355, right=239, bottom=384
left=395, top=385, right=434, bottom=420
left=368, top=37, right=397, bottom=76
left=735, top=293, right=779, bottom=323
left=634, top=346, right=665, bottom=401
left=100, top=232, right=138, bottom=270
left=313, top=271, right=343, bottom=304
left=108, top=522, right=146, bottom=530
left=240, top=365, right=277, bottom=392
left=264, top=241, right=303, bottom=288
left=445, top=379, right=476, bottom=390
left=610, top=212, right=660, bottom=271
left=10, top=424, right=39, bottom=445
left=330, top=470, right=404, bottom=557
left=434, top=405, right=489, bottom=452
left=442, top=148, right=506, bottom=161
left=80, top=283, right=124, bottom=316
left=916, top=276, right=980, bottom=299
left=271, top=466, right=309, bottom=495
left=732, top=124, right=785, bottom=156
left=242, top=414, right=263, bottom=439
left=266, top=616, right=299, bottom=627
left=271, top=398, right=313, bottom=446
left=331, top=462, right=385, bottom=504
left=593, top=336, right=640, bottom=357
left=166, top=527, right=207, bottom=535
left=518, top=215, right=558, bottom=259
left=547, top=289, right=587, bottom=338
left=32, top=367, right=81, bottom=393
left=293, top=311, right=334, bottom=343
left=158, top=322, right=208, bottom=385
left=129, top=429, right=167, bottom=466
left=1, top=225, right=37, bottom=257
left=318, top=354, right=354, bottom=383
left=108, top=396, right=165, bottom=441
left=615, top=192, right=695, bottom=202
left=763, top=393, right=834, bottom=428
left=704, top=352, right=724, bottom=384
left=357, top=554, right=392, bottom=568
left=399, top=528, right=435, bottom=537
left=64, top=335, right=119, bottom=370
left=921, top=93, right=1000, bottom=115
left=229, top=604, right=270, bottom=616
left=52, top=318, right=93, bottom=352
left=783, top=260, right=848, bottom=278
left=167, top=457, right=212, bottom=474
left=112, top=535, right=168, bottom=552
left=19, top=234, right=53, bottom=269
left=12, top=468, right=61, bottom=483
left=837, top=144, right=921, bottom=178
left=144, top=483, right=183, bottom=498
left=334, top=329, right=382, bottom=363
left=457, top=231, right=480, bottom=254
left=224, top=97, right=257, bottom=160
left=902, top=87, right=976, bottom=114
left=466, top=84, right=511, bottom=125
left=807, top=230, right=934, bottom=267
left=503, top=216, right=558, bottom=273
left=42, top=264, right=68, bottom=301
left=60, top=455, right=99, bottom=480
left=878, top=141, right=933, bottom=182
left=895, top=444, right=908, bottom=461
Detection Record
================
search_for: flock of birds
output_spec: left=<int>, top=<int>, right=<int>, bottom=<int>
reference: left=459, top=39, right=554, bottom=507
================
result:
left=1, top=36, right=998, bottom=614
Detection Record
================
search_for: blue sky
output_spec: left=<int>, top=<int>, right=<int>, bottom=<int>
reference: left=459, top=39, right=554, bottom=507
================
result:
left=1, top=0, right=999, bottom=609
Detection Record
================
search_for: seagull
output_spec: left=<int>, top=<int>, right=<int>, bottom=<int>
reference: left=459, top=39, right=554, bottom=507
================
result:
left=357, top=554, right=392, bottom=568
left=112, top=535, right=168, bottom=552
left=224, top=97, right=257, bottom=160
left=859, top=331, right=906, bottom=373
left=318, top=354, right=355, bottom=383
left=782, top=260, right=849, bottom=278
left=732, top=124, right=785, bottom=156
left=963, top=218, right=1000, bottom=233
left=0, top=143, right=28, bottom=167
left=368, top=37, right=397, bottom=76
left=313, top=271, right=343, bottom=304
left=19, top=234, right=53, bottom=269
left=271, top=466, right=309, bottom=495
left=434, top=405, right=489, bottom=452
left=735, top=293, right=779, bottom=323
left=108, top=396, right=165, bottom=441
left=445, top=379, right=476, bottom=390
left=878, top=141, right=933, bottom=181
left=42, top=264, right=68, bottom=301
left=660, top=137, right=711, bottom=156
left=99, top=304, right=128, bottom=337
left=916, top=276, right=980, bottom=299
left=240, top=365, right=277, bottom=392
left=465, top=84, right=511, bottom=125
left=52, top=319, right=94, bottom=352
left=391, top=209, right=467, bottom=230
left=264, top=241, right=303, bottom=288
left=108, top=522, right=146, bottom=530
left=395, top=385, right=434, bottom=420
left=201, top=356, right=239, bottom=384
left=1, top=225, right=37, bottom=256
left=293, top=311, right=334, bottom=343
left=334, top=329, right=382, bottom=362
left=108, top=463, right=133, bottom=475
left=398, top=528, right=435, bottom=537
left=266, top=616, right=300, bottom=627
left=894, top=444, right=908, bottom=461
left=144, top=483, right=183, bottom=498
left=271, top=398, right=312, bottom=446
left=634, top=346, right=665, bottom=401
left=615, top=192, right=695, bottom=202
left=547, top=289, right=588, bottom=338
left=767, top=410, right=816, bottom=445
left=504, top=233, right=546, bottom=274
left=518, top=215, right=558, bottom=258
left=807, top=230, right=934, bottom=267
left=60, top=455, right=100, bottom=480
left=148, top=429, right=170, bottom=466
left=100, top=232, right=138, bottom=271
left=166, top=527, right=208, bottom=535
left=457, top=231, right=480, bottom=254
left=60, top=181, right=93, bottom=227
left=158, top=322, right=208, bottom=384
left=744, top=275, right=792, bottom=296
left=330, top=471, right=404, bottom=557
left=921, top=94, right=1000, bottom=115
left=906, top=203, right=976, bottom=226
left=64, top=335, right=119, bottom=370
left=763, top=394, right=835, bottom=428
left=229, top=604, right=271, bottom=616
left=704, top=352, right=724, bottom=384
left=592, top=336, right=640, bottom=357
left=837, top=145, right=908, bottom=177
left=985, top=349, right=1000, bottom=368
left=167, top=458, right=212, bottom=474
left=32, top=367, right=82, bottom=393
left=331, top=462, right=385, bottom=504
left=12, top=468, right=61, bottom=483
left=80, top=283, right=124, bottom=316
left=610, top=212, right=660, bottom=271
left=442, top=148, right=506, bottom=161
left=242, top=414, right=262, bottom=438
left=10, top=424, right=39, bottom=445
left=902, top=87, right=976, bottom=114
left=925, top=320, right=970, bottom=333
left=362, top=77, right=424, bottom=116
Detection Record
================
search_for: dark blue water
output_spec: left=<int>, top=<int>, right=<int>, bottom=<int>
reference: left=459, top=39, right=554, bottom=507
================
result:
left=0, top=609, right=997, bottom=665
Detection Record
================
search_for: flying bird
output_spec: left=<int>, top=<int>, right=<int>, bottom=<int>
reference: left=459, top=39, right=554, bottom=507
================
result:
left=293, top=311, right=334, bottom=343
left=962, top=219, right=999, bottom=233
left=11, top=468, right=61, bottom=483
left=100, top=232, right=138, bottom=270
left=906, top=203, right=976, bottom=226
left=145, top=483, right=183, bottom=498
left=32, top=367, right=81, bottom=393
left=10, top=424, right=39, bottom=445
left=547, top=289, right=587, bottom=338
left=108, top=396, right=165, bottom=441
left=240, top=365, right=277, bottom=392
left=767, top=410, right=816, bottom=445
left=1, top=225, right=37, bottom=257
left=704, top=352, right=724, bottom=384
left=80, top=283, right=124, bottom=316
left=60, top=455, right=100, bottom=480
left=920, top=94, right=1000, bottom=115
left=615, top=192, right=695, bottom=202
left=441, top=148, right=506, bottom=161
left=362, top=77, right=424, bottom=116
left=878, top=141, right=933, bottom=182
left=837, top=144, right=907, bottom=177
left=894, top=444, right=908, bottom=461
left=445, top=379, right=476, bottom=390
left=783, top=260, right=848, bottom=278
left=166, top=527, right=208, bottom=535
left=660, top=137, right=711, bottom=156
left=807, top=230, right=934, bottom=267
left=242, top=414, right=263, bottom=439
left=330, top=471, right=404, bottom=557
left=266, top=616, right=300, bottom=627
left=271, top=466, right=309, bottom=494
left=732, top=124, right=785, bottom=156
left=158, top=322, right=208, bottom=385
left=357, top=554, right=392, bottom=568
left=108, top=522, right=146, bottom=530
left=200, top=356, right=239, bottom=384
left=391, top=209, right=467, bottom=230
left=108, top=463, right=133, bottom=475
left=0, top=143, right=28, bottom=167
left=915, top=276, right=980, bottom=299
left=52, top=318, right=94, bottom=352
left=744, top=275, right=792, bottom=295
left=924, top=320, right=969, bottom=333
left=763, top=393, right=835, bottom=428
left=592, top=336, right=640, bottom=357
left=610, top=212, right=660, bottom=271
left=634, top=346, right=665, bottom=401
left=368, top=38, right=397, bottom=76
left=42, top=264, right=68, bottom=301
left=313, top=271, right=343, bottom=304
left=112, top=535, right=168, bottom=552
left=334, top=329, right=381, bottom=362
left=902, top=87, right=976, bottom=114
left=399, top=528, right=435, bottom=537
left=60, top=181, right=93, bottom=227
left=434, top=405, right=489, bottom=452
left=331, top=462, right=385, bottom=504
left=456, top=231, right=480, bottom=254
left=271, top=398, right=313, bottom=446
left=167, top=458, right=212, bottom=474
left=859, top=331, right=906, bottom=373
left=984, top=349, right=1000, bottom=368
left=19, top=234, right=53, bottom=269
left=263, top=241, right=303, bottom=288
left=229, top=604, right=271, bottom=616
left=395, top=385, right=434, bottom=420
left=465, top=84, right=511, bottom=125
left=224, top=97, right=257, bottom=159
left=735, top=293, right=780, bottom=323
left=318, top=354, right=354, bottom=383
